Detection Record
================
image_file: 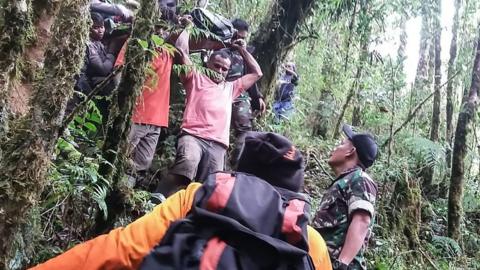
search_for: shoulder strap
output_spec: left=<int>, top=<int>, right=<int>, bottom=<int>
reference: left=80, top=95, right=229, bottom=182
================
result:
left=143, top=172, right=315, bottom=270
left=191, top=205, right=309, bottom=268
left=195, top=172, right=311, bottom=249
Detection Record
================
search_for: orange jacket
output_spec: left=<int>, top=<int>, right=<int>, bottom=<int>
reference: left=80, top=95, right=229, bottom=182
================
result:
left=31, top=183, right=332, bottom=270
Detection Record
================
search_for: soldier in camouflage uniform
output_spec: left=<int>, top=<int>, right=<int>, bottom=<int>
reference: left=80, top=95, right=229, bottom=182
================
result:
left=224, top=19, right=266, bottom=168
left=313, top=124, right=378, bottom=270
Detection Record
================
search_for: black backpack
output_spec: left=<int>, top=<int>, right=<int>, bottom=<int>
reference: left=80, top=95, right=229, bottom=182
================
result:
left=190, top=8, right=234, bottom=42
left=140, top=172, right=315, bottom=270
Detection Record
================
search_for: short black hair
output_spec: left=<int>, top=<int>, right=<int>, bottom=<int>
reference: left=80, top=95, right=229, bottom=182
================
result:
left=210, top=50, right=231, bottom=62
left=91, top=12, right=104, bottom=25
left=231, top=18, right=249, bottom=32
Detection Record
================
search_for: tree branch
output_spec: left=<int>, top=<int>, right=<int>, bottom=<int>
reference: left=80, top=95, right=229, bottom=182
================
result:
left=381, top=70, right=461, bottom=148
left=59, top=65, right=124, bottom=136
left=311, top=153, right=335, bottom=181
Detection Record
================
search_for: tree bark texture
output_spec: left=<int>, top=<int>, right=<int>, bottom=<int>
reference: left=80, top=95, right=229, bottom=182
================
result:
left=387, top=73, right=396, bottom=166
left=445, top=0, right=461, bottom=171
left=351, top=90, right=362, bottom=126
left=423, top=0, right=442, bottom=193
left=250, top=0, right=317, bottom=98
left=96, top=0, right=157, bottom=233
left=387, top=14, right=407, bottom=165
left=0, top=0, right=89, bottom=267
left=448, top=26, right=480, bottom=242
left=430, top=0, right=441, bottom=143
left=409, top=2, right=430, bottom=131
left=2, top=1, right=63, bottom=121
left=311, top=42, right=336, bottom=138
left=99, top=0, right=156, bottom=186
left=0, top=0, right=33, bottom=137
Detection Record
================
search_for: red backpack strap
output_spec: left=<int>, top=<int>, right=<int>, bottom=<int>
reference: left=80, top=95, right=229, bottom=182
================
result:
left=275, top=187, right=310, bottom=249
left=200, top=237, right=227, bottom=270
left=205, top=172, right=236, bottom=213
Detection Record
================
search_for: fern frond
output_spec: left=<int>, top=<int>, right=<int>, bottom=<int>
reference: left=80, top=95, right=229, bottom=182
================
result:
left=432, top=235, right=462, bottom=257
left=405, top=137, right=445, bottom=169
left=91, top=184, right=108, bottom=220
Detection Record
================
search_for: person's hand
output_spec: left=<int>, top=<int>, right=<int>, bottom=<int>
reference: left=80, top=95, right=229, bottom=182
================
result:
left=125, top=0, right=140, bottom=10
left=252, top=98, right=266, bottom=118
left=117, top=4, right=133, bottom=22
left=285, top=67, right=297, bottom=76
left=258, top=98, right=267, bottom=115
left=230, top=39, right=247, bottom=51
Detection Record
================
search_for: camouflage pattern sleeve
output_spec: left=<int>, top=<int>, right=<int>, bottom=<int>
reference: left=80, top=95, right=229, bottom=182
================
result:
left=346, top=171, right=378, bottom=218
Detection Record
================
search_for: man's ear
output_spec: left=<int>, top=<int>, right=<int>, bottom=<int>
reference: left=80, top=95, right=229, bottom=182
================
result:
left=345, top=146, right=356, bottom=158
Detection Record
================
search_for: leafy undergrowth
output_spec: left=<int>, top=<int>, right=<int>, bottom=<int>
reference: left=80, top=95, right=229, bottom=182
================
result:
left=27, top=106, right=480, bottom=270
left=27, top=102, right=154, bottom=267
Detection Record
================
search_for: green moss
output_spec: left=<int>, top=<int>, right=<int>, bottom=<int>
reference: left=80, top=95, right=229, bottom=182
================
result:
left=0, top=0, right=90, bottom=267
left=388, top=170, right=421, bottom=251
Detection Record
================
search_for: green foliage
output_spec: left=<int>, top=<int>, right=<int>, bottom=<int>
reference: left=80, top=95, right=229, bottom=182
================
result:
left=404, top=136, right=445, bottom=170
left=70, top=98, right=103, bottom=136
left=26, top=0, right=480, bottom=269
left=136, top=34, right=176, bottom=57
left=33, top=101, right=112, bottom=263
left=188, top=24, right=224, bottom=43
left=430, top=236, right=462, bottom=258
left=207, top=0, right=271, bottom=30
left=464, top=189, right=480, bottom=212
left=173, top=63, right=221, bottom=81
left=91, top=184, right=109, bottom=220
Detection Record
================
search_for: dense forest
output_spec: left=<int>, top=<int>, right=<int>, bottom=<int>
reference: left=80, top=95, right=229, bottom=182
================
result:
left=0, top=0, right=480, bottom=269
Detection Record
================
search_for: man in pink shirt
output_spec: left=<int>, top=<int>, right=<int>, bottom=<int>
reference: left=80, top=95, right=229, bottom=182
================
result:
left=155, top=25, right=263, bottom=198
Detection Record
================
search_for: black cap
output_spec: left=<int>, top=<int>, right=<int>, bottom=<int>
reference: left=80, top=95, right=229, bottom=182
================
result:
left=342, top=125, right=378, bottom=168
left=237, top=132, right=304, bottom=192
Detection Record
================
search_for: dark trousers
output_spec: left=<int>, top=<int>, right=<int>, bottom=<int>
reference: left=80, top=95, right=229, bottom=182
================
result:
left=230, top=99, right=253, bottom=168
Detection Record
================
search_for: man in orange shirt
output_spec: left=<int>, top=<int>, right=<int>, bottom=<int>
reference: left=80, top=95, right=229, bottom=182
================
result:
left=30, top=132, right=332, bottom=269
left=115, top=0, right=181, bottom=187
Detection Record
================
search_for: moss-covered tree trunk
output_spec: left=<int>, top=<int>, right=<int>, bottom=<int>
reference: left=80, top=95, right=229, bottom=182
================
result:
left=448, top=26, right=480, bottom=242
left=388, top=167, right=421, bottom=249
left=96, top=0, right=157, bottom=233
left=443, top=0, right=460, bottom=197
left=0, top=0, right=33, bottom=137
left=429, top=0, right=441, bottom=144
left=250, top=0, right=317, bottom=98
left=423, top=0, right=442, bottom=195
left=0, top=0, right=89, bottom=267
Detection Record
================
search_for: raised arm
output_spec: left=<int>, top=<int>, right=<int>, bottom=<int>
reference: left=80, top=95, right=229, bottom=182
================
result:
left=231, top=40, right=263, bottom=90
left=90, top=0, right=133, bottom=22
left=175, top=18, right=192, bottom=66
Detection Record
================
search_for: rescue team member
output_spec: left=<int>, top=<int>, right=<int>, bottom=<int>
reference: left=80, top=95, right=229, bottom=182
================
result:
left=313, top=125, right=378, bottom=270
left=31, top=132, right=332, bottom=269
